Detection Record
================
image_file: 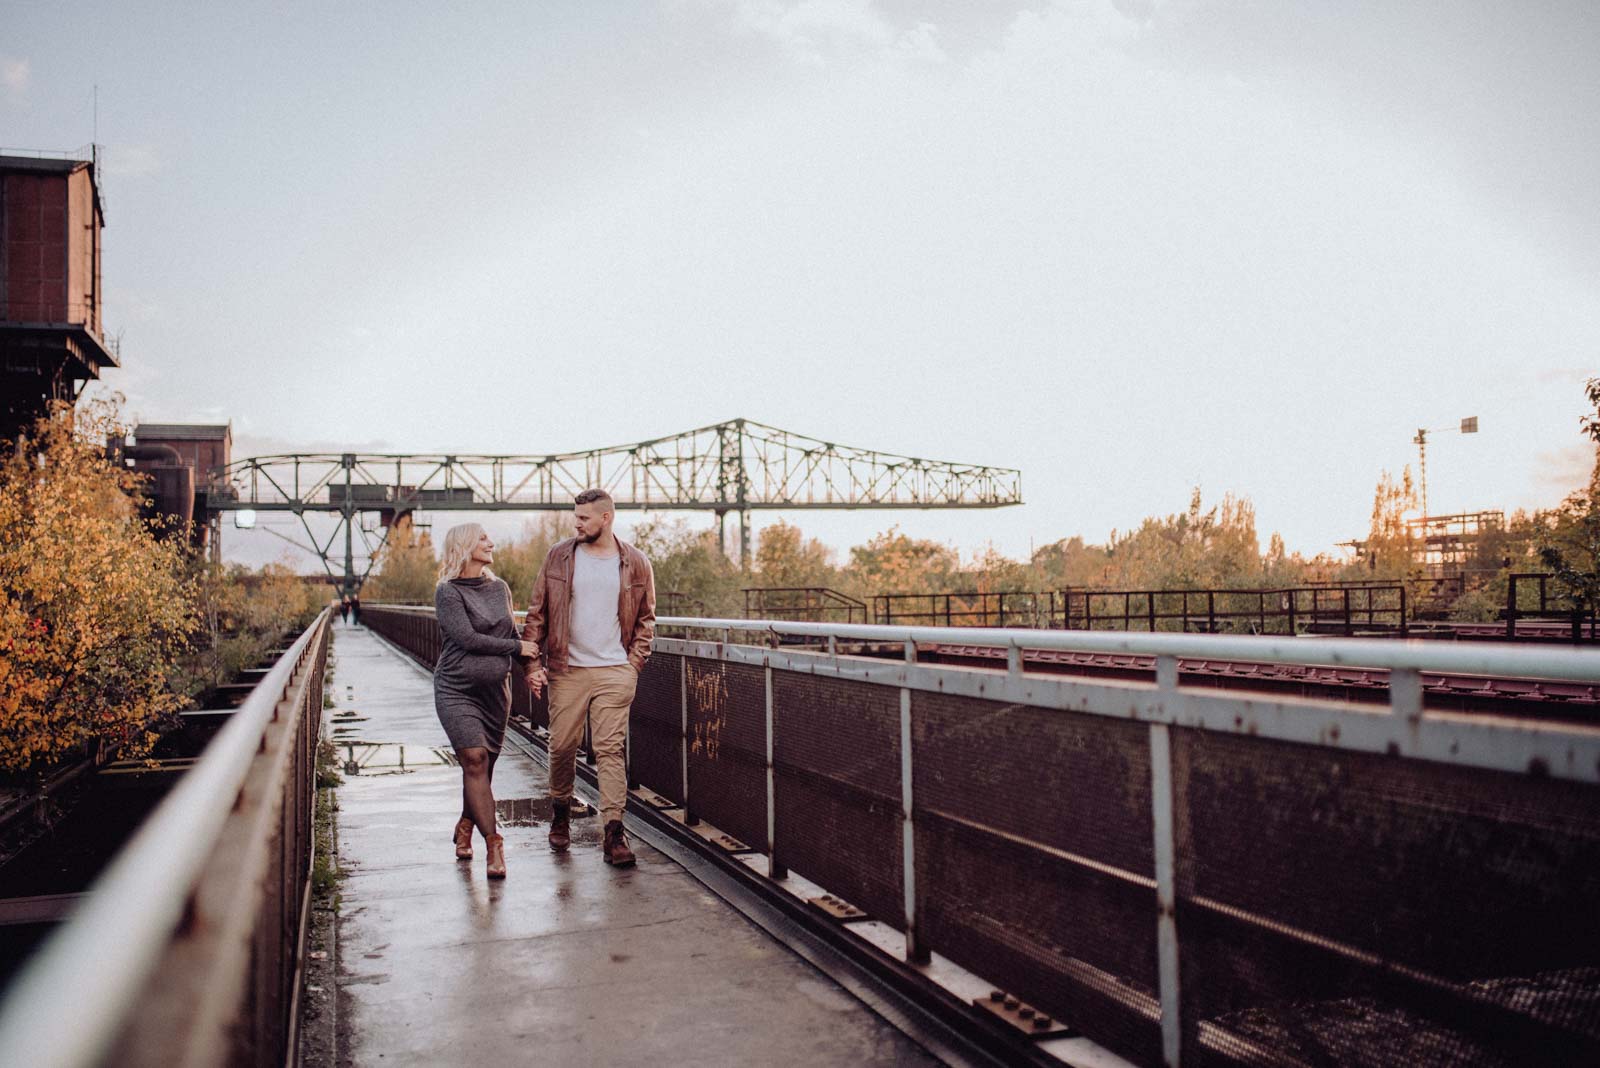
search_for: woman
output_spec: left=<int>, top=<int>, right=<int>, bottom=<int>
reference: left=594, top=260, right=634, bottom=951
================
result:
left=434, top=523, right=536, bottom=879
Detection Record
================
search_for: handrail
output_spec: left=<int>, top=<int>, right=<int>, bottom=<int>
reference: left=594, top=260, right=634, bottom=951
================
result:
left=654, top=616, right=1600, bottom=683
left=0, top=608, right=331, bottom=1068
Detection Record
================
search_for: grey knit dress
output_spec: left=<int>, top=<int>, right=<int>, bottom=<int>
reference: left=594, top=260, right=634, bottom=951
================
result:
left=433, top=576, right=520, bottom=754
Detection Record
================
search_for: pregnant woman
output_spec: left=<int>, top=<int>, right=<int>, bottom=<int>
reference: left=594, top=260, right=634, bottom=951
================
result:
left=434, top=522, right=535, bottom=879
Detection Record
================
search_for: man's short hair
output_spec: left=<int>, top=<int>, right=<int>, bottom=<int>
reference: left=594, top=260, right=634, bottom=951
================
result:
left=574, top=488, right=614, bottom=509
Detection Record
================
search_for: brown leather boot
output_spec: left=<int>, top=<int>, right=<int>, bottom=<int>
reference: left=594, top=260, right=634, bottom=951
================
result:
left=548, top=799, right=571, bottom=853
left=453, top=817, right=473, bottom=860
left=603, top=820, right=635, bottom=868
left=486, top=833, right=506, bottom=879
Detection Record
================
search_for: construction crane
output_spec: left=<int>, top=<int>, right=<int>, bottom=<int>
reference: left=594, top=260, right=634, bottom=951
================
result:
left=1412, top=415, right=1478, bottom=518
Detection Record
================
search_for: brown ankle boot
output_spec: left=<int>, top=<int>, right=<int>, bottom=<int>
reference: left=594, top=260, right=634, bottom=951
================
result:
left=548, top=799, right=571, bottom=853
left=453, top=817, right=474, bottom=860
left=486, top=833, right=506, bottom=879
left=603, top=820, right=635, bottom=868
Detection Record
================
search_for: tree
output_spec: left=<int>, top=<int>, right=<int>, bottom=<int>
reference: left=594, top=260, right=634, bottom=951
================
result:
left=1031, top=536, right=1114, bottom=589
left=754, top=520, right=836, bottom=588
left=630, top=517, right=741, bottom=616
left=363, top=521, right=437, bottom=603
left=1536, top=377, right=1600, bottom=623
left=181, top=561, right=326, bottom=699
left=1350, top=468, right=1421, bottom=581
left=0, top=400, right=199, bottom=775
left=491, top=514, right=569, bottom=602
left=846, top=526, right=960, bottom=595
left=1102, top=489, right=1262, bottom=589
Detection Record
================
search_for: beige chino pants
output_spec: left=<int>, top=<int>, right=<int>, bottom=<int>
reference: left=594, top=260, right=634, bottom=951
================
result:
left=547, top=664, right=636, bottom=823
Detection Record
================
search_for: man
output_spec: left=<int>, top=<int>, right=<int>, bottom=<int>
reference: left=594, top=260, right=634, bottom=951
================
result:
left=522, top=489, right=656, bottom=867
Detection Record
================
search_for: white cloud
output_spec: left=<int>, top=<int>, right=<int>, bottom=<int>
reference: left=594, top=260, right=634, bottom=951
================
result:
left=1, top=57, right=28, bottom=94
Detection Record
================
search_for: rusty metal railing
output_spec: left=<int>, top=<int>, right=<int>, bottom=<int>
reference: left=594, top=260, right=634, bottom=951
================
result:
left=0, top=608, right=332, bottom=1068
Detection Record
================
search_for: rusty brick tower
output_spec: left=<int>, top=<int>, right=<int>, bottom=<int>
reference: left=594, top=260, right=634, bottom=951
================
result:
left=0, top=150, right=118, bottom=443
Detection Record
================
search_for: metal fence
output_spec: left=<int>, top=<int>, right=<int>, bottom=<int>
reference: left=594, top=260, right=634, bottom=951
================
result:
left=0, top=609, right=332, bottom=1068
left=873, top=590, right=1065, bottom=629
left=360, top=606, right=1600, bottom=1066
left=1063, top=584, right=1408, bottom=636
left=744, top=586, right=869, bottom=624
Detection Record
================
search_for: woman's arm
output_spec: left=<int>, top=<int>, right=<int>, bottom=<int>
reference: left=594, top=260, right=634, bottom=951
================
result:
left=435, top=583, right=522, bottom=656
left=502, top=580, right=539, bottom=660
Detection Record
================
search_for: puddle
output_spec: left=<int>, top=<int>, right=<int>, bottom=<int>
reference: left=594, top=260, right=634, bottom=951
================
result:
left=337, top=742, right=450, bottom=776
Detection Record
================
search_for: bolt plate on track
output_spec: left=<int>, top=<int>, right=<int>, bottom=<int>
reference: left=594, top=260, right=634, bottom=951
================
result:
left=807, top=894, right=868, bottom=921
left=631, top=786, right=680, bottom=811
left=972, top=991, right=1075, bottom=1038
left=708, top=832, right=755, bottom=854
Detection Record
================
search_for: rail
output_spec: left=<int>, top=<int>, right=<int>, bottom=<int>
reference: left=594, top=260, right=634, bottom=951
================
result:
left=363, top=606, right=1600, bottom=1066
left=0, top=608, right=332, bottom=1068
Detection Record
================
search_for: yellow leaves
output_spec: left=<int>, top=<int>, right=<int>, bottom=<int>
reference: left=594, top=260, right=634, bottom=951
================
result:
left=0, top=403, right=202, bottom=775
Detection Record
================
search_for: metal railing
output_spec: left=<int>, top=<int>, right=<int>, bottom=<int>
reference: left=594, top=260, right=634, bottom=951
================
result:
left=1062, top=583, right=1407, bottom=635
left=362, top=605, right=1600, bottom=1066
left=636, top=618, right=1600, bottom=1066
left=742, top=586, right=868, bottom=624
left=0, top=609, right=332, bottom=1068
left=872, top=590, right=1064, bottom=628
left=1505, top=571, right=1596, bottom=639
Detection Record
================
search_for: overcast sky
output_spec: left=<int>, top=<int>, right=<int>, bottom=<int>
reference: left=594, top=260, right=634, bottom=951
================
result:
left=6, top=1, right=1598, bottom=573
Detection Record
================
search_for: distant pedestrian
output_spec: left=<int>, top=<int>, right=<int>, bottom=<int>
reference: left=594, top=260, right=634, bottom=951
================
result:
left=340, top=595, right=351, bottom=624
left=523, top=489, right=656, bottom=868
left=350, top=593, right=362, bottom=627
left=435, top=523, right=539, bottom=879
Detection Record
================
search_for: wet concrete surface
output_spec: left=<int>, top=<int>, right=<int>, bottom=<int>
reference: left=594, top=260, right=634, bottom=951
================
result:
left=330, top=623, right=940, bottom=1067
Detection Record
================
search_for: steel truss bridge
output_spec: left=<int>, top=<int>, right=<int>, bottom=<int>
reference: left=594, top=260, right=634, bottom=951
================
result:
left=203, top=418, right=1023, bottom=592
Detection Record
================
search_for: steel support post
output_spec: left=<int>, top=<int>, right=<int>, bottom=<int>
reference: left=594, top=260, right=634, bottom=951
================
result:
left=1390, top=667, right=1423, bottom=724
left=1152, top=653, right=1183, bottom=1066
left=341, top=454, right=355, bottom=597
left=765, top=664, right=785, bottom=879
left=680, top=655, right=695, bottom=825
left=901, top=638, right=928, bottom=964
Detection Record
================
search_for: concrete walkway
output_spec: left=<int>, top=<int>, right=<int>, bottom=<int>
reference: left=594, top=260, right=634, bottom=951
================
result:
left=328, top=623, right=939, bottom=1067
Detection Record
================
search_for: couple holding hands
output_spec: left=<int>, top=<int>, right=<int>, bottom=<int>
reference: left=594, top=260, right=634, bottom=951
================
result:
left=431, top=489, right=655, bottom=879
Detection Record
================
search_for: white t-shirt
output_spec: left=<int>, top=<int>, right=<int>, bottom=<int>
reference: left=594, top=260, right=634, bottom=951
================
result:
left=568, top=547, right=628, bottom=667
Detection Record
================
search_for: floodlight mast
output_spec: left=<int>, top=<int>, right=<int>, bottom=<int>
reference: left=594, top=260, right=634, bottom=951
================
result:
left=1412, top=416, right=1479, bottom=518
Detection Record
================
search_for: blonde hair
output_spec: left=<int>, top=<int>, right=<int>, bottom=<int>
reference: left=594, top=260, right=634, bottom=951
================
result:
left=436, top=522, right=497, bottom=585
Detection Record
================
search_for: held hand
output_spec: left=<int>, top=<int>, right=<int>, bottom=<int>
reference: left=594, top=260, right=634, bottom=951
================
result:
left=526, top=667, right=547, bottom=698
left=518, top=640, right=539, bottom=658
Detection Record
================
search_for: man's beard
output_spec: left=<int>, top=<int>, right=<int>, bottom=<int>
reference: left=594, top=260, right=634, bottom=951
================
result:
left=580, top=530, right=602, bottom=544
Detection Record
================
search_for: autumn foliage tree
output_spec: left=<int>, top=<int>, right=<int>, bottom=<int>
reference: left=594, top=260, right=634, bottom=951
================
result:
left=1536, top=376, right=1600, bottom=619
left=362, top=521, right=438, bottom=604
left=846, top=526, right=959, bottom=595
left=0, top=401, right=199, bottom=775
left=754, top=520, right=836, bottom=588
left=181, top=561, right=326, bottom=698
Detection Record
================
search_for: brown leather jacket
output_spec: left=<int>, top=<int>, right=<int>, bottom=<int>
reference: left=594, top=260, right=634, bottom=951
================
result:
left=520, top=535, right=655, bottom=675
